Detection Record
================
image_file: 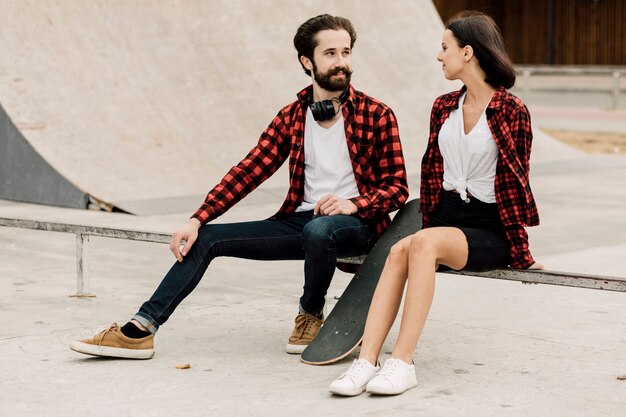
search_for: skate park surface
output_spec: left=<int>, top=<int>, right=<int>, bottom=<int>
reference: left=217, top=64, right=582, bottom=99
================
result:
left=2, top=104, right=625, bottom=417
left=1, top=2, right=626, bottom=417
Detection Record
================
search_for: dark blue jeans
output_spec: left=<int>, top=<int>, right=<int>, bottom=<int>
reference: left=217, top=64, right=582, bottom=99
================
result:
left=133, top=211, right=375, bottom=333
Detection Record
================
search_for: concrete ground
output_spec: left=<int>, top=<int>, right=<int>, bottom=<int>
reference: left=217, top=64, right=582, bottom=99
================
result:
left=2, top=89, right=626, bottom=415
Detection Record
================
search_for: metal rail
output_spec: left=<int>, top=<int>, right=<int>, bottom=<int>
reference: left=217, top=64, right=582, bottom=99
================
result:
left=1, top=217, right=625, bottom=296
left=516, top=65, right=626, bottom=109
left=0, top=217, right=170, bottom=296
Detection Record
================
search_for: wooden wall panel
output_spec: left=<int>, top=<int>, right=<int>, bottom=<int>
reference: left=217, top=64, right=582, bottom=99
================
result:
left=432, top=0, right=625, bottom=65
left=501, top=0, right=549, bottom=64
left=554, top=0, right=625, bottom=65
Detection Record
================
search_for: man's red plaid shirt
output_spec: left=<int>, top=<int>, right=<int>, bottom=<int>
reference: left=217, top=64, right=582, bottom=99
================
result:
left=192, top=85, right=409, bottom=240
left=420, top=86, right=540, bottom=269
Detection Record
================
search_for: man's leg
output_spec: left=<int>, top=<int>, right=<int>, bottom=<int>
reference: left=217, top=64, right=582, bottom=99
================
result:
left=134, top=213, right=311, bottom=332
left=70, top=213, right=311, bottom=358
left=299, top=215, right=374, bottom=314
left=286, top=214, right=374, bottom=354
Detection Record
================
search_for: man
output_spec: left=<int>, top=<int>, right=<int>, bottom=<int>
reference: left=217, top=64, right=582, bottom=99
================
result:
left=70, top=14, right=408, bottom=359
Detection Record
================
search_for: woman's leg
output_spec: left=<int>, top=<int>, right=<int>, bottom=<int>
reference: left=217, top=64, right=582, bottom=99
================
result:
left=329, top=227, right=468, bottom=396
left=390, top=226, right=468, bottom=363
left=358, top=234, right=413, bottom=365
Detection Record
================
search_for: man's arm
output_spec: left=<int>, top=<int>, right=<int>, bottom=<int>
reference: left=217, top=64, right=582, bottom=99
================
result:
left=349, top=108, right=409, bottom=218
left=170, top=111, right=290, bottom=261
left=170, top=218, right=202, bottom=262
left=192, top=112, right=290, bottom=224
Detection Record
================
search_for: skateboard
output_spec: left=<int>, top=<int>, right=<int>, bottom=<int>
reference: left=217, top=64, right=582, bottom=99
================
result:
left=301, top=199, right=422, bottom=365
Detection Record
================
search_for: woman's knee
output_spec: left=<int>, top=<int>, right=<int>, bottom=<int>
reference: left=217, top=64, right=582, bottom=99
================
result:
left=388, top=239, right=409, bottom=261
left=408, top=231, right=437, bottom=260
left=407, top=228, right=468, bottom=269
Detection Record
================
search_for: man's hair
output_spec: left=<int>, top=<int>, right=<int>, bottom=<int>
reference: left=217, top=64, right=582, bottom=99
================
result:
left=446, top=11, right=516, bottom=89
left=293, top=14, right=357, bottom=76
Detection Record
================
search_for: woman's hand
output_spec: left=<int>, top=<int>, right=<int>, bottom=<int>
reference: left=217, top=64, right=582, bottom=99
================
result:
left=528, top=261, right=544, bottom=270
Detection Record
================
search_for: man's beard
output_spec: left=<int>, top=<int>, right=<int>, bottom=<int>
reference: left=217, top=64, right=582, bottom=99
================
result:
left=313, top=61, right=352, bottom=92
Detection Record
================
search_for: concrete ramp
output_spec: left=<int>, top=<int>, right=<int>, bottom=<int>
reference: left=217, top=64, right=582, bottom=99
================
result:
left=0, top=104, right=88, bottom=208
left=0, top=0, right=449, bottom=213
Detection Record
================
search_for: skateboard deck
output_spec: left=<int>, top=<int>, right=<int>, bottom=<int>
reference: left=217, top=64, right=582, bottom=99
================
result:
left=301, top=199, right=422, bottom=365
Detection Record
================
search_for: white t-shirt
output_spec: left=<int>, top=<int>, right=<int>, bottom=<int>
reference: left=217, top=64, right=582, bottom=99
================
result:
left=295, top=108, right=360, bottom=212
left=438, top=92, right=498, bottom=203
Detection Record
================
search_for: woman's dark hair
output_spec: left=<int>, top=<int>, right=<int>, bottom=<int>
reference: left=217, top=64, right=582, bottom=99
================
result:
left=446, top=11, right=516, bottom=88
left=293, top=14, right=357, bottom=76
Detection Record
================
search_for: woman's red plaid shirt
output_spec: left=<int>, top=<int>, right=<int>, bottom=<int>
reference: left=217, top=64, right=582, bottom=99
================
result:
left=420, top=86, right=540, bottom=269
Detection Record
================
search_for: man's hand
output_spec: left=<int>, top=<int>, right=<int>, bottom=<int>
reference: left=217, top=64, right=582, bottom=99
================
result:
left=314, top=195, right=358, bottom=216
left=170, top=218, right=202, bottom=262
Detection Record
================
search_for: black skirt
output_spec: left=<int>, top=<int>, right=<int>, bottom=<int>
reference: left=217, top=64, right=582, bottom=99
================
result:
left=428, top=190, right=511, bottom=272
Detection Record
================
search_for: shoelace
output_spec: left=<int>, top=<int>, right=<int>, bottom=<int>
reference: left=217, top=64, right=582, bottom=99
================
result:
left=340, top=360, right=371, bottom=380
left=377, top=359, right=402, bottom=378
left=97, top=323, right=119, bottom=347
left=293, top=315, right=320, bottom=338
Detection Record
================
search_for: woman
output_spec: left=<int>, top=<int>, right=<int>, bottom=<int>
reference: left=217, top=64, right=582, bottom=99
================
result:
left=329, top=11, right=543, bottom=397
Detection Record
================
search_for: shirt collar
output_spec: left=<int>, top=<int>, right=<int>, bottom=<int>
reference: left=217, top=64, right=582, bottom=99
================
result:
left=441, top=85, right=507, bottom=111
left=487, top=86, right=507, bottom=110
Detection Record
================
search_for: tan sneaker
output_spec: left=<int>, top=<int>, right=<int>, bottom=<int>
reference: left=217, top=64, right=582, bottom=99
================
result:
left=286, top=313, right=323, bottom=354
left=69, top=323, right=154, bottom=359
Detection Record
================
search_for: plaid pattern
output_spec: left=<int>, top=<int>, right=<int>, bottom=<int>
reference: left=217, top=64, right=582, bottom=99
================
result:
left=420, top=86, right=539, bottom=269
left=192, top=85, right=409, bottom=240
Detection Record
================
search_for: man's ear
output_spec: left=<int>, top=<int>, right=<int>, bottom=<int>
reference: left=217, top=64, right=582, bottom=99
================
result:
left=464, top=45, right=474, bottom=62
left=300, top=55, right=313, bottom=72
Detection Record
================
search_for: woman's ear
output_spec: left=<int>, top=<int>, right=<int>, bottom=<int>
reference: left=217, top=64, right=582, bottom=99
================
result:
left=464, top=45, right=474, bottom=62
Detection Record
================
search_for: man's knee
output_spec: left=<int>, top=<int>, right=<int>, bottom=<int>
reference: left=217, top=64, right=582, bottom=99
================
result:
left=302, top=217, right=337, bottom=249
left=190, top=224, right=223, bottom=256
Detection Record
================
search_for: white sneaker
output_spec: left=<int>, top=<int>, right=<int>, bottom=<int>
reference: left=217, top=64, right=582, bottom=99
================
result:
left=366, top=358, right=417, bottom=395
left=329, top=359, right=380, bottom=396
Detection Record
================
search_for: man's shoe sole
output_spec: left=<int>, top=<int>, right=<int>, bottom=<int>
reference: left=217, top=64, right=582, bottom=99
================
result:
left=69, top=341, right=154, bottom=359
left=285, top=343, right=308, bottom=354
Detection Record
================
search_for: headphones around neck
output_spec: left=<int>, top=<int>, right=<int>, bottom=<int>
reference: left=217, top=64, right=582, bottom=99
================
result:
left=309, top=88, right=349, bottom=122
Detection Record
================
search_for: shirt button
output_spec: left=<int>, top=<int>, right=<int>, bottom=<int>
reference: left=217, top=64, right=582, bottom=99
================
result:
left=295, top=142, right=301, bottom=148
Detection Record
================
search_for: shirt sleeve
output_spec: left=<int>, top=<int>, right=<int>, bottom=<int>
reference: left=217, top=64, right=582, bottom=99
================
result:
left=349, top=108, right=409, bottom=218
left=421, top=212, right=431, bottom=228
left=511, top=105, right=533, bottom=175
left=505, top=224, right=535, bottom=269
left=505, top=104, right=537, bottom=269
left=191, top=111, right=290, bottom=224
